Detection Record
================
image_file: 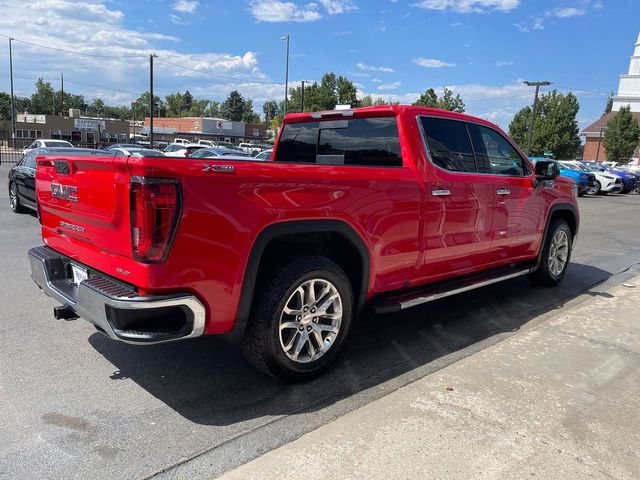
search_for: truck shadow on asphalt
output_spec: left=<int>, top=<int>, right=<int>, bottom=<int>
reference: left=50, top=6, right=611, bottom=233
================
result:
left=90, top=262, right=611, bottom=427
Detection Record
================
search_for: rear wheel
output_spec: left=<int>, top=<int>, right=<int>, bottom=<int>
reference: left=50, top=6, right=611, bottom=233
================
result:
left=586, top=181, right=600, bottom=196
left=242, top=256, right=353, bottom=381
left=529, top=219, right=572, bottom=287
left=9, top=182, right=27, bottom=213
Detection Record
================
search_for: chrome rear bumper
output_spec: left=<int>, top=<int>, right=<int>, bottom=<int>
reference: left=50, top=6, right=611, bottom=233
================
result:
left=29, top=246, right=205, bottom=344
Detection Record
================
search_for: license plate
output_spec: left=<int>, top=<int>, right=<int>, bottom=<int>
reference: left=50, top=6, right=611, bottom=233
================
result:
left=71, top=264, right=88, bottom=286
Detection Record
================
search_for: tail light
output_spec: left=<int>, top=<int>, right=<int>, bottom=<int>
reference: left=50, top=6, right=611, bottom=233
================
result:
left=130, top=177, right=181, bottom=263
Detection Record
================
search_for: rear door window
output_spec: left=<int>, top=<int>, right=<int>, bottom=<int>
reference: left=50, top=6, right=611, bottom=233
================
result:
left=419, top=117, right=477, bottom=173
left=24, top=151, right=37, bottom=169
left=274, top=117, right=403, bottom=167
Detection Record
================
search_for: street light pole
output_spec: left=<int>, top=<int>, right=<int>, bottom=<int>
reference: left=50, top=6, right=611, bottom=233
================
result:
left=523, top=80, right=551, bottom=156
left=149, top=53, right=156, bottom=148
left=8, top=37, right=16, bottom=148
left=595, top=126, right=604, bottom=162
left=281, top=35, right=290, bottom=115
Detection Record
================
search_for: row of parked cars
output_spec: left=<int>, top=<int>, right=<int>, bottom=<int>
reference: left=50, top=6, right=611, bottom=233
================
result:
left=530, top=158, right=640, bottom=196
left=8, top=141, right=274, bottom=214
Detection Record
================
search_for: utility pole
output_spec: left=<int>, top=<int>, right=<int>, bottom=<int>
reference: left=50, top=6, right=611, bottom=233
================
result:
left=60, top=73, right=64, bottom=116
left=281, top=35, right=290, bottom=115
left=8, top=37, right=16, bottom=147
left=149, top=54, right=156, bottom=148
left=523, top=80, right=551, bottom=156
left=301, top=80, right=305, bottom=112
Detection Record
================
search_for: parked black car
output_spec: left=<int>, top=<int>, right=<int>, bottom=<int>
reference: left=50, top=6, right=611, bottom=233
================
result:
left=8, top=147, right=104, bottom=214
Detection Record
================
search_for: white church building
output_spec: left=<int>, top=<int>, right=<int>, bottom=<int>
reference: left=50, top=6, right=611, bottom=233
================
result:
left=583, top=33, right=640, bottom=161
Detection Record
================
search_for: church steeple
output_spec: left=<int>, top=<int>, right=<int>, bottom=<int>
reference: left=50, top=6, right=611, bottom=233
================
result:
left=612, top=32, right=640, bottom=112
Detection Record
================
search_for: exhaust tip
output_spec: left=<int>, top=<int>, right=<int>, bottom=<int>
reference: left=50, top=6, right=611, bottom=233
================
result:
left=54, top=305, right=78, bottom=321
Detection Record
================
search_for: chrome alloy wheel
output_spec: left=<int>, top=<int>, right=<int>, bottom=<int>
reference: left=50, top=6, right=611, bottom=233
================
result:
left=548, top=229, right=569, bottom=277
left=9, top=183, right=18, bottom=211
left=278, top=278, right=343, bottom=364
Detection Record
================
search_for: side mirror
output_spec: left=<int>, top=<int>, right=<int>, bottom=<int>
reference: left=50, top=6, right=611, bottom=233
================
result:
left=535, top=160, right=559, bottom=180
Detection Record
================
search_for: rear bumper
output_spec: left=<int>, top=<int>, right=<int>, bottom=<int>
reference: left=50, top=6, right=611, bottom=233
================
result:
left=28, top=246, right=205, bottom=344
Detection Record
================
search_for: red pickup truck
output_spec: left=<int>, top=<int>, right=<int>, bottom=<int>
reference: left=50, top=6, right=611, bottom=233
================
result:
left=29, top=106, right=578, bottom=380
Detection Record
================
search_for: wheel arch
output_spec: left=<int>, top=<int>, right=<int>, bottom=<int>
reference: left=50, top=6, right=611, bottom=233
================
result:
left=535, top=203, right=579, bottom=270
left=228, top=220, right=371, bottom=341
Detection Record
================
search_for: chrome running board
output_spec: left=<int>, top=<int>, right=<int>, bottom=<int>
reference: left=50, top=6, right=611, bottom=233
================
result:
left=372, top=266, right=534, bottom=314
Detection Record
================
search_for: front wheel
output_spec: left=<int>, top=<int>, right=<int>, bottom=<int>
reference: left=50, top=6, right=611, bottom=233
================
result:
left=586, top=181, right=600, bottom=196
left=242, top=256, right=353, bottom=381
left=529, top=219, right=572, bottom=287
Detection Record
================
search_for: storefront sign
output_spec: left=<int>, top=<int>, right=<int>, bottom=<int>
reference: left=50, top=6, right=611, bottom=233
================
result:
left=74, top=118, right=106, bottom=131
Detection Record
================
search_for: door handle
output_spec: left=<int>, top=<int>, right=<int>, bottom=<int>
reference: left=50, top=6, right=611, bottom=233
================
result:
left=496, top=189, right=511, bottom=196
left=432, top=189, right=451, bottom=196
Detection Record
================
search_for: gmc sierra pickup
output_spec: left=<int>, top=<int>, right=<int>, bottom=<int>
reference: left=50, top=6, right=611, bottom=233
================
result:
left=28, top=105, right=579, bottom=381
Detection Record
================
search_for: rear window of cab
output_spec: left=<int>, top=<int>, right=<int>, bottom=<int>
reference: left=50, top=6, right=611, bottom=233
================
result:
left=274, top=117, right=402, bottom=167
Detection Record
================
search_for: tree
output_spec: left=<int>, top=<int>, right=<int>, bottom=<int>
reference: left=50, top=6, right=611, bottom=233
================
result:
left=29, top=79, right=56, bottom=115
left=0, top=92, right=10, bottom=120
left=603, top=91, right=614, bottom=117
left=508, top=90, right=581, bottom=159
left=413, top=87, right=465, bottom=113
left=286, top=73, right=360, bottom=114
left=165, top=92, right=183, bottom=117
left=603, top=106, right=640, bottom=164
left=87, top=98, right=106, bottom=116
left=206, top=100, right=221, bottom=118
left=220, top=90, right=246, bottom=121
left=263, top=100, right=279, bottom=126
left=181, top=90, right=193, bottom=113
left=242, top=99, right=261, bottom=124
left=132, top=91, right=166, bottom=119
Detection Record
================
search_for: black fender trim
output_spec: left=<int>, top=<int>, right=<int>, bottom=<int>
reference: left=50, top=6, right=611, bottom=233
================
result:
left=533, top=203, right=579, bottom=271
left=225, top=220, right=371, bottom=343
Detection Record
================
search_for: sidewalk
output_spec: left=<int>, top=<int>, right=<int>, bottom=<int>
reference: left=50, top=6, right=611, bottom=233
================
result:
left=220, top=275, right=640, bottom=479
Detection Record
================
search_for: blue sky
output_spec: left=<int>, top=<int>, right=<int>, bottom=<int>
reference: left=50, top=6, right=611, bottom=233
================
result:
left=0, top=0, right=638, bottom=129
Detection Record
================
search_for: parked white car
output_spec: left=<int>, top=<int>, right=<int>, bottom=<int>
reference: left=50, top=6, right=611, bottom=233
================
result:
left=163, top=143, right=206, bottom=157
left=566, top=161, right=623, bottom=195
left=254, top=149, right=273, bottom=161
left=172, top=138, right=191, bottom=145
left=22, top=139, right=73, bottom=155
left=197, top=140, right=216, bottom=147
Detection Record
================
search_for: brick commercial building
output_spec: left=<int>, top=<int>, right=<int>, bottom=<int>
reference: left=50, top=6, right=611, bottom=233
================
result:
left=0, top=110, right=130, bottom=147
left=582, top=32, right=640, bottom=162
left=142, top=116, right=267, bottom=145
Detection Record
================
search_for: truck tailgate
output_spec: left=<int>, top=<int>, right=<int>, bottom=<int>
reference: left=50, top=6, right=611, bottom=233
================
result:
left=36, top=154, right=132, bottom=258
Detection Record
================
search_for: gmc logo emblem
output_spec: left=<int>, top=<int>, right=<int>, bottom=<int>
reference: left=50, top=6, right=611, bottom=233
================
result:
left=51, top=183, right=78, bottom=202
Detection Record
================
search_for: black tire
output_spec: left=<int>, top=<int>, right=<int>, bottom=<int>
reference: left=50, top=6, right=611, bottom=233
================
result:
left=242, top=256, right=353, bottom=382
left=586, top=181, right=600, bottom=196
left=529, top=219, right=572, bottom=287
left=9, top=182, right=27, bottom=214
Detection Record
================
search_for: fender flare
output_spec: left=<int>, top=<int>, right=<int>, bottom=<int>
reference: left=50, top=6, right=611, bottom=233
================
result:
left=229, top=219, right=371, bottom=341
left=534, top=203, right=579, bottom=270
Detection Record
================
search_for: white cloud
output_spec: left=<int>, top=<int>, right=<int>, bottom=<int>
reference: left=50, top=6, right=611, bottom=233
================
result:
left=319, top=0, right=357, bottom=14
left=495, top=60, right=514, bottom=67
left=413, top=0, right=521, bottom=14
left=0, top=0, right=268, bottom=106
left=378, top=82, right=402, bottom=91
left=413, top=57, right=456, bottom=68
left=248, top=0, right=356, bottom=22
left=551, top=7, right=585, bottom=18
left=173, top=0, right=199, bottom=14
left=248, top=0, right=322, bottom=22
left=170, top=14, right=190, bottom=25
left=372, top=78, right=383, bottom=83
left=357, top=62, right=394, bottom=72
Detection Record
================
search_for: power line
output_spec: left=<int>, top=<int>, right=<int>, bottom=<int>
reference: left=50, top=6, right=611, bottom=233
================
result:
left=0, top=32, right=147, bottom=59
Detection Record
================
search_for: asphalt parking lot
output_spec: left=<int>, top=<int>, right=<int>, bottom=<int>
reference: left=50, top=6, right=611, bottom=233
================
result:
left=1, top=165, right=640, bottom=480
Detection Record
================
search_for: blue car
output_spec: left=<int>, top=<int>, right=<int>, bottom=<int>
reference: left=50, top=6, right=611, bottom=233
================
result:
left=581, top=162, right=639, bottom=194
left=530, top=158, right=595, bottom=196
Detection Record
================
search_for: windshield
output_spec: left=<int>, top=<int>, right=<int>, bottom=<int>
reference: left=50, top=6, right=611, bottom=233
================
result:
left=559, top=162, right=579, bottom=171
